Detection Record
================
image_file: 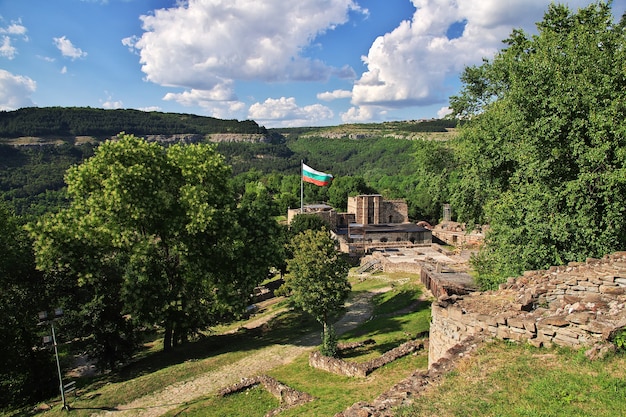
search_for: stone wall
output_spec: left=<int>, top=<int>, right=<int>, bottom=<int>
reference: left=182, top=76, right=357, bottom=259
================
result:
left=309, top=339, right=425, bottom=378
left=429, top=252, right=626, bottom=367
left=219, top=375, right=314, bottom=416
left=420, top=263, right=475, bottom=298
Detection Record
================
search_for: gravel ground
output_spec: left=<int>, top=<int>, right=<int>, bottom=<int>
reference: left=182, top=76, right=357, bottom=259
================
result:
left=93, top=288, right=389, bottom=417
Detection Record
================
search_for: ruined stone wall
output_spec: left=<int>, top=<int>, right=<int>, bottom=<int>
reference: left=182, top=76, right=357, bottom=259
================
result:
left=380, top=200, right=409, bottom=224
left=429, top=252, right=626, bottom=367
left=384, top=261, right=422, bottom=274
left=346, top=195, right=408, bottom=225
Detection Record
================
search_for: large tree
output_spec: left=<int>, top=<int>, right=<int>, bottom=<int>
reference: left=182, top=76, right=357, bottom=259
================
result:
left=450, top=1, right=626, bottom=288
left=286, top=229, right=350, bottom=356
left=0, top=203, right=56, bottom=407
left=30, top=134, right=279, bottom=364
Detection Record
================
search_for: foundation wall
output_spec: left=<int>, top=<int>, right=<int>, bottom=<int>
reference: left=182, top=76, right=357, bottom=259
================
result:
left=429, top=252, right=626, bottom=367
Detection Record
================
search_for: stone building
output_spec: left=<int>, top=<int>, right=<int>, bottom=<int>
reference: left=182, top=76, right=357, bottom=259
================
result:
left=287, top=195, right=431, bottom=255
left=347, top=194, right=408, bottom=224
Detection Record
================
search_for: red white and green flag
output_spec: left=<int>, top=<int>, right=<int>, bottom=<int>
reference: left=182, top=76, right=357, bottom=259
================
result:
left=302, top=162, right=333, bottom=186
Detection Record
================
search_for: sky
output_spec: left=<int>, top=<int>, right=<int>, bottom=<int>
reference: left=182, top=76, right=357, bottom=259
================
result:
left=0, top=0, right=624, bottom=128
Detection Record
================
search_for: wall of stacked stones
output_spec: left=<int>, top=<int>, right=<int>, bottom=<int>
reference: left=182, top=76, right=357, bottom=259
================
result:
left=429, top=252, right=626, bottom=367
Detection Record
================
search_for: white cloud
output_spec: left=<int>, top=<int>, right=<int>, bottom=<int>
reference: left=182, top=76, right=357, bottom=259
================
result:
left=349, top=0, right=595, bottom=117
left=128, top=0, right=363, bottom=93
left=163, top=86, right=246, bottom=119
left=0, top=19, right=27, bottom=59
left=102, top=99, right=123, bottom=109
left=0, top=69, right=36, bottom=110
left=53, top=36, right=87, bottom=60
left=0, top=21, right=27, bottom=37
left=317, top=89, right=352, bottom=101
left=60, top=66, right=67, bottom=74
left=138, top=106, right=162, bottom=112
left=0, top=36, right=16, bottom=59
left=163, top=83, right=237, bottom=105
left=248, top=97, right=333, bottom=127
left=341, top=105, right=382, bottom=123
left=437, top=106, right=453, bottom=118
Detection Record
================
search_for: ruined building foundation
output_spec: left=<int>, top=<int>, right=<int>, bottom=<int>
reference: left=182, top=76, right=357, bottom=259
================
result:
left=429, top=252, right=626, bottom=367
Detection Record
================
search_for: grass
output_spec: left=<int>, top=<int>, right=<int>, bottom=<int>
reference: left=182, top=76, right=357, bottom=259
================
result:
left=396, top=341, right=626, bottom=417
left=157, top=273, right=430, bottom=416
left=19, top=271, right=425, bottom=417
left=162, top=385, right=279, bottom=417
left=10, top=268, right=626, bottom=417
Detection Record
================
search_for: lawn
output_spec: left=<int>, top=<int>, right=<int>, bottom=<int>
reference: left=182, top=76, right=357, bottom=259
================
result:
left=23, top=272, right=428, bottom=417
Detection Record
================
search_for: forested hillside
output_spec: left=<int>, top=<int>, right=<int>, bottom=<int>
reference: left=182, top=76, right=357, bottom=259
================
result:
left=0, top=114, right=458, bottom=223
left=0, top=107, right=266, bottom=138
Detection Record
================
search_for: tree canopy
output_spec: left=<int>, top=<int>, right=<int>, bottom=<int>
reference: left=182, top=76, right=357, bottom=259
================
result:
left=0, top=203, right=56, bottom=407
left=286, top=229, right=350, bottom=356
left=0, top=107, right=265, bottom=138
left=29, top=134, right=281, bottom=365
left=450, top=1, right=626, bottom=288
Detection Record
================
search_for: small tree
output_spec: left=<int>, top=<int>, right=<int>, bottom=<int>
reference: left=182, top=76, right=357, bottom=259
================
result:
left=286, top=229, right=350, bottom=356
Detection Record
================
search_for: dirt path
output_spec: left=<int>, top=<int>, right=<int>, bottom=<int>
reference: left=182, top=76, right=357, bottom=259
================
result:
left=93, top=288, right=389, bottom=417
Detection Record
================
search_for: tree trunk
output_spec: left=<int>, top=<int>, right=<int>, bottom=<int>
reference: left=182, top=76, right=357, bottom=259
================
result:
left=163, top=321, right=173, bottom=351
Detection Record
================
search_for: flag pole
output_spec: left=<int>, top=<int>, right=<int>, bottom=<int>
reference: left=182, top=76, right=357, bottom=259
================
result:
left=300, top=160, right=304, bottom=213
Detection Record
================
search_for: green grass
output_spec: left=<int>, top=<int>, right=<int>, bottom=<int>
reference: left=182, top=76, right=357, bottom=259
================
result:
left=160, top=276, right=431, bottom=416
left=14, top=270, right=626, bottom=417
left=12, top=273, right=430, bottom=417
left=162, top=385, right=279, bottom=417
left=396, top=341, right=626, bottom=417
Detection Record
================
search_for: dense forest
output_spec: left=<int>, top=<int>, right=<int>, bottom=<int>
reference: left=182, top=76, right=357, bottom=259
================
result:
left=0, top=107, right=266, bottom=138
left=0, top=117, right=457, bottom=223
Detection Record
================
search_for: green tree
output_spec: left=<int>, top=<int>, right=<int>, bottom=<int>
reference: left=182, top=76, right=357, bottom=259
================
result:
left=29, top=134, right=272, bottom=363
left=289, top=213, right=330, bottom=236
left=286, top=229, right=350, bottom=356
left=450, top=2, right=626, bottom=287
left=0, top=203, right=56, bottom=407
left=328, top=176, right=374, bottom=211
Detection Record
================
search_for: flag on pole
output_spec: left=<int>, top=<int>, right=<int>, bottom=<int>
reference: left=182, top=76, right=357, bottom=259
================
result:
left=302, top=163, right=333, bottom=186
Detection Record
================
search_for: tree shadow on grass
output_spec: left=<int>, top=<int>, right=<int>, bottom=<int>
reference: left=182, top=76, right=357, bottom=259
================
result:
left=100, top=307, right=320, bottom=385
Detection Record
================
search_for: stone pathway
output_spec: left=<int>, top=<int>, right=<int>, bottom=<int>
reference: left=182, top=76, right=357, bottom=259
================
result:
left=92, top=288, right=389, bottom=417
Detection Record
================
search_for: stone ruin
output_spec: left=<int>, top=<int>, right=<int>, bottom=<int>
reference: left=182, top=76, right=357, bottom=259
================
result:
left=219, top=375, right=314, bottom=417
left=336, top=251, right=626, bottom=417
left=225, top=252, right=626, bottom=417
left=309, top=338, right=426, bottom=378
left=429, top=251, right=626, bottom=366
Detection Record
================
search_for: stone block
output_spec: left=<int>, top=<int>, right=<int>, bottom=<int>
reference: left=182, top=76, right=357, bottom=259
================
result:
left=580, top=321, right=614, bottom=336
left=433, top=305, right=447, bottom=318
left=477, top=314, right=494, bottom=326
left=448, top=307, right=465, bottom=321
left=567, top=312, right=592, bottom=325
left=553, top=331, right=579, bottom=346
left=615, top=277, right=626, bottom=286
left=507, top=317, right=526, bottom=329
left=599, top=285, right=626, bottom=295
left=523, top=320, right=537, bottom=333
left=558, top=327, right=584, bottom=340
left=537, top=324, right=556, bottom=337
left=541, top=316, right=569, bottom=327
left=508, top=328, right=528, bottom=341
left=563, top=295, right=582, bottom=305
left=496, top=327, right=512, bottom=339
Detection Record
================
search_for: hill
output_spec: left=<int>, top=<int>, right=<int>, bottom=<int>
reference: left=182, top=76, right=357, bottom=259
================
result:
left=0, top=107, right=266, bottom=143
left=0, top=109, right=458, bottom=220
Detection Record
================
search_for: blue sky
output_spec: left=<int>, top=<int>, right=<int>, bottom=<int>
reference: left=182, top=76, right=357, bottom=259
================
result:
left=1, top=0, right=624, bottom=128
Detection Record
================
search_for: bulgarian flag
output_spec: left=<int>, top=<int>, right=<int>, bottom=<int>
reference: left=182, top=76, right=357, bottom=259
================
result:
left=302, top=162, right=333, bottom=186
